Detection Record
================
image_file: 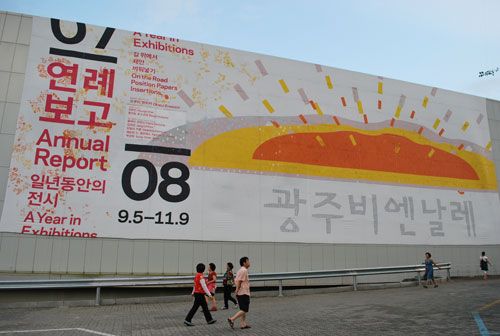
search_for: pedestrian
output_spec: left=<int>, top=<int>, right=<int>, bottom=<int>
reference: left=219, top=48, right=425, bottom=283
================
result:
left=422, top=252, right=440, bottom=288
left=184, top=263, right=217, bottom=327
left=228, top=256, right=251, bottom=330
left=221, top=262, right=238, bottom=310
left=480, top=251, right=493, bottom=280
left=207, top=263, right=218, bottom=311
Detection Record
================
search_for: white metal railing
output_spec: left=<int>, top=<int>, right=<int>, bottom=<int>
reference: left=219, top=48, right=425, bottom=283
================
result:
left=0, top=263, right=451, bottom=305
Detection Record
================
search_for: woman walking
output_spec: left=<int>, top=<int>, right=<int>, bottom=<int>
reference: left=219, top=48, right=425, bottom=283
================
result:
left=422, top=252, right=440, bottom=288
left=221, top=262, right=238, bottom=310
left=206, top=263, right=218, bottom=311
left=184, top=263, right=217, bottom=326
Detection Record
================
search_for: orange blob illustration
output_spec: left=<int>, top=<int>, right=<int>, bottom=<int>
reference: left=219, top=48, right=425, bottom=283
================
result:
left=253, top=131, right=479, bottom=180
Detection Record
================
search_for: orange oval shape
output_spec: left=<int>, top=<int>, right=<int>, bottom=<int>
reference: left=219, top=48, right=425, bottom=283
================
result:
left=253, top=131, right=479, bottom=180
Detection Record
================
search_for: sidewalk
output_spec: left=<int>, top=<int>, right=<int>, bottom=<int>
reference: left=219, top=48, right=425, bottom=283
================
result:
left=0, top=278, right=498, bottom=335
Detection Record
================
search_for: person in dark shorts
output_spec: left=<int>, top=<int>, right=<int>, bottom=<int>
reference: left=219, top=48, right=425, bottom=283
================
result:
left=422, top=252, right=440, bottom=288
left=221, top=262, right=238, bottom=309
left=480, top=251, right=493, bottom=280
left=228, top=257, right=251, bottom=329
left=184, top=263, right=217, bottom=326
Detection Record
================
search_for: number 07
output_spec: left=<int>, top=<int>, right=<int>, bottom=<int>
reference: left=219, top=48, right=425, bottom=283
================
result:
left=50, top=18, right=115, bottom=49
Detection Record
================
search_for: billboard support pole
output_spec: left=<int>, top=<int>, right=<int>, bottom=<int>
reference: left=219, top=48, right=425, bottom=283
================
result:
left=95, top=287, right=101, bottom=306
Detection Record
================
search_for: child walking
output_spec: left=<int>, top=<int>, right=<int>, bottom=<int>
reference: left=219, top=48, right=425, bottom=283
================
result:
left=184, top=263, right=217, bottom=326
left=221, top=262, right=238, bottom=310
left=422, top=252, right=440, bottom=288
left=206, top=263, right=218, bottom=311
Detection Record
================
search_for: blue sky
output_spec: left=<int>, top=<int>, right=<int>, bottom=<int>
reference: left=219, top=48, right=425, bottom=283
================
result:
left=1, top=0, right=499, bottom=100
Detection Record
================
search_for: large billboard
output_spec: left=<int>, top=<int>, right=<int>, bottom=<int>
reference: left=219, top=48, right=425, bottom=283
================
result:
left=1, top=16, right=499, bottom=244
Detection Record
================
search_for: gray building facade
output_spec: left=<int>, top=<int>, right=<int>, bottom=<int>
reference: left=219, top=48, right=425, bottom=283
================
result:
left=0, top=12, right=499, bottom=281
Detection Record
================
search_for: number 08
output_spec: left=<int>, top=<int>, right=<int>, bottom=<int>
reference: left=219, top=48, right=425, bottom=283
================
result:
left=121, top=159, right=190, bottom=202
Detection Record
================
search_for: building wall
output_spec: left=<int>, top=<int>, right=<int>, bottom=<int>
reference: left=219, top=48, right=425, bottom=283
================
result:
left=0, top=12, right=499, bottom=278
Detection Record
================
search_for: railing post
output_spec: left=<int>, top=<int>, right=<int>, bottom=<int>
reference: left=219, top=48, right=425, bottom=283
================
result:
left=95, top=287, right=101, bottom=306
left=446, top=268, right=451, bottom=281
left=417, top=272, right=421, bottom=286
left=352, top=275, right=357, bottom=291
left=278, top=280, right=283, bottom=297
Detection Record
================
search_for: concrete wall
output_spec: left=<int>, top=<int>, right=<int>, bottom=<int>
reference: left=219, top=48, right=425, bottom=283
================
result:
left=0, top=12, right=499, bottom=278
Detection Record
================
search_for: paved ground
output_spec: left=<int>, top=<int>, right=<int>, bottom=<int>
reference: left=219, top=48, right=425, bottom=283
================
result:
left=0, top=279, right=498, bottom=336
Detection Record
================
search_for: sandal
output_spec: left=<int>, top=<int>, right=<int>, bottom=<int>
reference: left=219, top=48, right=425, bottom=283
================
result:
left=241, top=325, right=251, bottom=329
left=228, top=318, right=234, bottom=329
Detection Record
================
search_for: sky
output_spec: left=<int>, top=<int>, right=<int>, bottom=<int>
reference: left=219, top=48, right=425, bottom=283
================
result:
left=1, top=0, right=499, bottom=100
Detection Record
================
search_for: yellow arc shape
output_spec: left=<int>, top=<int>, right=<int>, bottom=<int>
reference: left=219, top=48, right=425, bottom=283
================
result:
left=188, top=124, right=498, bottom=190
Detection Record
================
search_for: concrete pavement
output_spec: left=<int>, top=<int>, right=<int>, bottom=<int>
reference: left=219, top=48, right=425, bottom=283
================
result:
left=0, top=278, right=498, bottom=335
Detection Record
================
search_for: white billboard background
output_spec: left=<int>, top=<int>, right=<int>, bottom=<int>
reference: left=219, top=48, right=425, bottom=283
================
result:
left=0, top=16, right=499, bottom=244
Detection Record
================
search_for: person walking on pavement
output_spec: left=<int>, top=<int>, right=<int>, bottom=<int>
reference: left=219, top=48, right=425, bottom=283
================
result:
left=228, top=257, right=252, bottom=330
left=206, top=263, right=218, bottom=311
left=480, top=251, right=493, bottom=280
left=221, top=262, right=238, bottom=310
left=184, top=263, right=217, bottom=327
left=422, top=252, right=440, bottom=288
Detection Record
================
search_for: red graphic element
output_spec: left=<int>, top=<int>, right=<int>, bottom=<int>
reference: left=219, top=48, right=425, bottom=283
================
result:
left=390, top=118, right=395, bottom=127
left=363, top=114, right=368, bottom=124
left=28, top=191, right=59, bottom=207
left=377, top=100, right=382, bottom=110
left=47, top=62, right=78, bottom=92
left=253, top=131, right=479, bottom=180
left=299, top=114, right=308, bottom=124
left=271, top=121, right=280, bottom=128
left=41, top=95, right=75, bottom=124
left=439, top=128, right=445, bottom=136
left=41, top=61, right=116, bottom=128
left=458, top=190, right=465, bottom=195
left=77, top=101, right=113, bottom=129
left=333, top=116, right=340, bottom=125
left=458, top=144, right=464, bottom=150
left=418, top=126, right=424, bottom=135
left=410, top=110, right=416, bottom=119
left=309, top=100, right=317, bottom=110
left=31, top=174, right=106, bottom=193
left=341, top=97, right=347, bottom=107
left=83, top=68, right=115, bottom=98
